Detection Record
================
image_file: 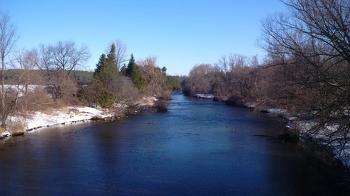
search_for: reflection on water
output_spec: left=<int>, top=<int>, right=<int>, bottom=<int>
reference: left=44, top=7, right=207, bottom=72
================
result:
left=0, top=93, right=349, bottom=195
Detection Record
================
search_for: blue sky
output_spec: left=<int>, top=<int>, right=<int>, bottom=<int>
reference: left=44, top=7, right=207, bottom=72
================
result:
left=0, top=0, right=285, bottom=75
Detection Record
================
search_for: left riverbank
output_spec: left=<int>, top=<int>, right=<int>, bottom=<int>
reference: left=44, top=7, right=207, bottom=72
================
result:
left=0, top=96, right=160, bottom=140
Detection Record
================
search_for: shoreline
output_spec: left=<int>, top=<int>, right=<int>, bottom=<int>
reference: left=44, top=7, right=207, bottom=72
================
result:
left=0, top=96, right=162, bottom=140
left=192, top=93, right=350, bottom=169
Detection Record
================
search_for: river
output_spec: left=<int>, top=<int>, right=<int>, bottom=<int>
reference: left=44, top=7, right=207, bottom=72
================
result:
left=0, top=93, right=349, bottom=195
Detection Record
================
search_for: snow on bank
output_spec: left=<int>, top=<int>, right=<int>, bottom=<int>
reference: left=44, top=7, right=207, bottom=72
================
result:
left=135, top=96, right=158, bottom=106
left=25, top=106, right=114, bottom=130
left=244, top=102, right=258, bottom=108
left=0, top=96, right=158, bottom=139
left=245, top=102, right=350, bottom=167
left=267, top=108, right=350, bottom=167
left=0, top=131, right=11, bottom=138
left=4, top=85, right=45, bottom=97
left=25, top=96, right=158, bottom=131
left=195, top=94, right=214, bottom=99
left=294, top=120, right=350, bottom=167
left=267, top=107, right=350, bottom=167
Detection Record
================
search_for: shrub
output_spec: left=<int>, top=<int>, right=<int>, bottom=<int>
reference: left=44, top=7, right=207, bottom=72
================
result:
left=97, top=89, right=114, bottom=108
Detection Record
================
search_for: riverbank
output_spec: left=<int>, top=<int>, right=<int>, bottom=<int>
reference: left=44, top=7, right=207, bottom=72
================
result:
left=251, top=105, right=350, bottom=168
left=192, top=93, right=350, bottom=168
left=0, top=96, right=160, bottom=140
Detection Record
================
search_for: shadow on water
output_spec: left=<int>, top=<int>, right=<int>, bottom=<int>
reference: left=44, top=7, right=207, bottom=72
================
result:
left=0, top=93, right=349, bottom=195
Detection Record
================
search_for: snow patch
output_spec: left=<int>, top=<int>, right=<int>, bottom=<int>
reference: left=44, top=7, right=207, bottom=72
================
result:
left=25, top=106, right=114, bottom=131
left=135, top=96, right=158, bottom=106
left=4, top=85, right=45, bottom=97
left=295, top=120, right=350, bottom=167
left=195, top=94, right=214, bottom=99
left=0, top=131, right=11, bottom=138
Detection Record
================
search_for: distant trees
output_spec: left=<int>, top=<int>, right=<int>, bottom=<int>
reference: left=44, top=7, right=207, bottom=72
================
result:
left=182, top=56, right=258, bottom=105
left=166, top=75, right=182, bottom=91
left=182, top=64, right=217, bottom=96
left=224, top=55, right=258, bottom=102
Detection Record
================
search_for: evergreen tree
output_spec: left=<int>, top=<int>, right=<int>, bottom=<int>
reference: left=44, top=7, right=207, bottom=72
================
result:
left=94, top=45, right=119, bottom=88
left=126, top=54, right=144, bottom=90
left=92, top=44, right=121, bottom=107
left=120, top=64, right=127, bottom=76
left=161, top=66, right=167, bottom=75
left=131, top=65, right=144, bottom=91
left=94, top=54, right=107, bottom=77
left=126, top=54, right=136, bottom=77
left=106, top=43, right=118, bottom=71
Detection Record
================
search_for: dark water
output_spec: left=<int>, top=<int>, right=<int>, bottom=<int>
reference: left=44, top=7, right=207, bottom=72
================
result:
left=0, top=94, right=349, bottom=195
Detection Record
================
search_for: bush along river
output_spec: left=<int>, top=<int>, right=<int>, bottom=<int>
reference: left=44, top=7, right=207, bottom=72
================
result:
left=0, top=93, right=349, bottom=195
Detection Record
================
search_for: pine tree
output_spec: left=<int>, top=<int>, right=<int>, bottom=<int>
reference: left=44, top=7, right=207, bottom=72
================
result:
left=161, top=66, right=167, bottom=75
left=92, top=44, right=121, bottom=107
left=106, top=43, right=118, bottom=71
left=94, top=54, right=107, bottom=77
left=131, top=65, right=144, bottom=91
left=126, top=54, right=144, bottom=90
left=120, top=64, right=127, bottom=76
left=94, top=45, right=119, bottom=87
left=126, top=54, right=136, bottom=77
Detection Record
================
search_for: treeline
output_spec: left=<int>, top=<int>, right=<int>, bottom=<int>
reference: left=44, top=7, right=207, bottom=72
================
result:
left=3, top=69, right=93, bottom=85
left=182, top=56, right=260, bottom=106
left=183, top=0, right=350, bottom=152
left=3, top=69, right=181, bottom=92
left=182, top=55, right=307, bottom=110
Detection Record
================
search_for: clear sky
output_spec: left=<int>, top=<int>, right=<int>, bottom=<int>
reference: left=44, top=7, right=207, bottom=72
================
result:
left=0, top=0, right=285, bottom=75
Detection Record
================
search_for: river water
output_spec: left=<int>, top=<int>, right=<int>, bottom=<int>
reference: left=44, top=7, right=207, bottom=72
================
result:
left=0, top=94, right=349, bottom=195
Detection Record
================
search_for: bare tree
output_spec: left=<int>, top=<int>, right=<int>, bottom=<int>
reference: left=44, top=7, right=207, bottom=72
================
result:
left=0, top=13, right=17, bottom=128
left=137, top=56, right=157, bottom=67
left=136, top=56, right=170, bottom=97
left=37, top=41, right=89, bottom=100
left=15, top=49, right=38, bottom=94
left=262, top=0, right=350, bottom=152
left=114, top=40, right=127, bottom=69
left=15, top=49, right=39, bottom=121
left=216, top=54, right=256, bottom=101
left=182, top=64, right=217, bottom=95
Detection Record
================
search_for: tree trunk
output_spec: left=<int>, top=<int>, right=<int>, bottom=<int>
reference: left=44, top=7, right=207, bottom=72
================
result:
left=1, top=54, right=6, bottom=128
